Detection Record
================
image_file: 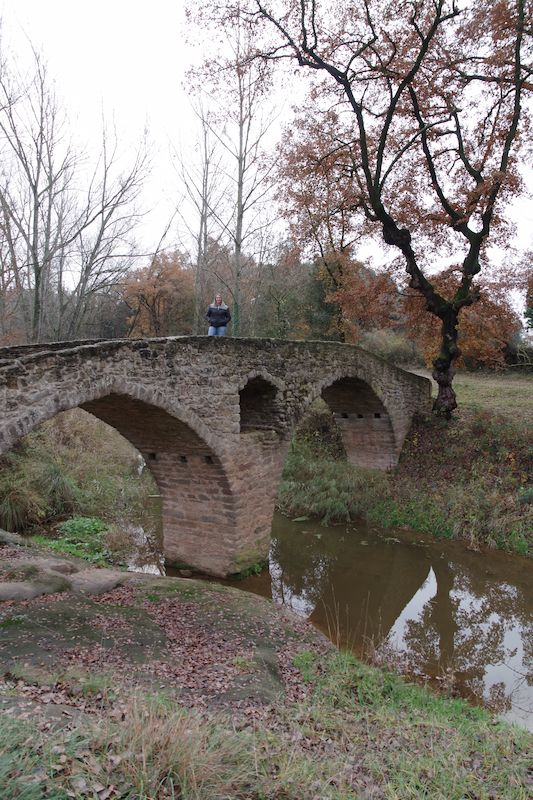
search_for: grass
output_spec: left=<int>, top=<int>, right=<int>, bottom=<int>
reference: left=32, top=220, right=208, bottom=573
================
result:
left=0, top=650, right=530, bottom=799
left=30, top=516, right=116, bottom=565
left=0, top=408, right=157, bottom=535
left=279, top=372, right=533, bottom=556
left=292, top=649, right=317, bottom=682
left=414, top=368, right=533, bottom=422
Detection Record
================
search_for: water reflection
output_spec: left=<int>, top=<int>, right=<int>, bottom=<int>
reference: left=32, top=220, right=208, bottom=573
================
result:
left=232, top=513, right=533, bottom=731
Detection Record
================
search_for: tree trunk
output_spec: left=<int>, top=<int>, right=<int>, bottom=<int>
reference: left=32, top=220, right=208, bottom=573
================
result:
left=432, top=306, right=460, bottom=418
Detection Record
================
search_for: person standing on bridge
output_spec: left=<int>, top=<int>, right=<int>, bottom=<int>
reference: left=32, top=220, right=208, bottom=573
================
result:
left=206, top=294, right=231, bottom=336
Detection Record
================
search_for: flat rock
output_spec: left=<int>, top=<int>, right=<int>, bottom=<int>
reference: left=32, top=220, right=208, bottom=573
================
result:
left=0, top=582, right=51, bottom=601
left=68, top=568, right=128, bottom=595
left=1, top=556, right=81, bottom=576
left=0, top=530, right=25, bottom=546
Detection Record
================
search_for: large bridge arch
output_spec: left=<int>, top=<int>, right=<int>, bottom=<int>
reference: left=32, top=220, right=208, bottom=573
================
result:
left=0, top=337, right=431, bottom=576
left=1, top=377, right=226, bottom=462
left=1, top=379, right=242, bottom=575
left=80, top=393, right=238, bottom=576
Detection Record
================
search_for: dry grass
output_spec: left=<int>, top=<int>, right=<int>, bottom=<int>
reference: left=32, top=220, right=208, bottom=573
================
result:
left=410, top=368, right=533, bottom=422
left=0, top=652, right=531, bottom=799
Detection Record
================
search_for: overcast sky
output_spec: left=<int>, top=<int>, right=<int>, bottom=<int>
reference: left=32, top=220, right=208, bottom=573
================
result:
left=1, top=0, right=531, bottom=280
left=3, top=0, right=192, bottom=140
left=1, top=0, right=202, bottom=250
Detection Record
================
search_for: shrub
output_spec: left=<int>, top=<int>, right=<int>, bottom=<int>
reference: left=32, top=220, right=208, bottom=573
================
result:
left=293, top=399, right=345, bottom=459
left=58, top=516, right=108, bottom=538
left=360, top=329, right=423, bottom=366
left=0, top=455, right=48, bottom=531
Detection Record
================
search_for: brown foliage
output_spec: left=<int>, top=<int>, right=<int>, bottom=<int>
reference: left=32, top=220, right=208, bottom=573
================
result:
left=404, top=270, right=523, bottom=369
left=121, top=252, right=194, bottom=337
left=326, top=260, right=401, bottom=342
left=214, top=0, right=532, bottom=412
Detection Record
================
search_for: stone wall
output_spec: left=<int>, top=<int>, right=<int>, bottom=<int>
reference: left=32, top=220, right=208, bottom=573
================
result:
left=0, top=337, right=431, bottom=575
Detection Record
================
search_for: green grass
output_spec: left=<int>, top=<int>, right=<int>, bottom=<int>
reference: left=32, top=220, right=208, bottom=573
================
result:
left=279, top=373, right=533, bottom=555
left=292, top=649, right=317, bottom=682
left=30, top=516, right=112, bottom=565
left=413, top=368, right=533, bottom=422
left=0, top=617, right=24, bottom=630
left=279, top=438, right=389, bottom=525
left=0, top=650, right=530, bottom=799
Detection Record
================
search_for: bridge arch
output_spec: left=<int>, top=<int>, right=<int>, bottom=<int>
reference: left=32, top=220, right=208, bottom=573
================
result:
left=303, top=372, right=397, bottom=469
left=4, top=377, right=226, bottom=463
left=238, top=370, right=285, bottom=433
left=4, top=380, right=240, bottom=576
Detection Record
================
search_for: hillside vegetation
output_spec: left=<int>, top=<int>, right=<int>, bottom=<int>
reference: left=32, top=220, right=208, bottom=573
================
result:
left=279, top=372, right=533, bottom=556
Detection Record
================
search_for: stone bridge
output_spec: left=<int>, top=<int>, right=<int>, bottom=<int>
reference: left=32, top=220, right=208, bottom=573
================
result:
left=0, top=337, right=431, bottom=576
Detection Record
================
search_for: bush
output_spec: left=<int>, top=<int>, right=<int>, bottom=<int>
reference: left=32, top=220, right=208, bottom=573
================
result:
left=58, top=516, right=108, bottom=538
left=0, top=467, right=47, bottom=531
left=279, top=439, right=388, bottom=525
left=360, top=329, right=423, bottom=366
left=293, top=399, right=346, bottom=459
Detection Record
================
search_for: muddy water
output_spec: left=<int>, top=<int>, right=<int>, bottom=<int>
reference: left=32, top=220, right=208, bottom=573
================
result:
left=215, top=513, right=532, bottom=731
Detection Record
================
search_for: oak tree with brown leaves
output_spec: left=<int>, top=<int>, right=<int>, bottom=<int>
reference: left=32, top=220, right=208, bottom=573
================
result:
left=121, top=251, right=194, bottom=337
left=404, top=269, right=523, bottom=369
left=203, top=0, right=532, bottom=415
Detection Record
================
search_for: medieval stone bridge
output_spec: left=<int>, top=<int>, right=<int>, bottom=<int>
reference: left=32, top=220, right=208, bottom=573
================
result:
left=0, top=337, right=431, bottom=576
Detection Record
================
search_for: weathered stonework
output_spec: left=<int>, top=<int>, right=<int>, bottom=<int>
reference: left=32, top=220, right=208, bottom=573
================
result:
left=0, top=337, right=431, bottom=576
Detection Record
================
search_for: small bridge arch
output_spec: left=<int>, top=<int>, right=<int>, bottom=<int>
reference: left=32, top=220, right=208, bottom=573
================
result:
left=238, top=370, right=285, bottom=433
left=0, top=337, right=431, bottom=576
left=320, top=375, right=397, bottom=470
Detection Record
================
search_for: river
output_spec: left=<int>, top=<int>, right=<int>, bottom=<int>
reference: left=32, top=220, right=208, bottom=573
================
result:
left=168, top=513, right=532, bottom=731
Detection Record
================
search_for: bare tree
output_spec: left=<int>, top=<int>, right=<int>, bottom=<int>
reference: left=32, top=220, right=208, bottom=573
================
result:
left=185, top=14, right=280, bottom=335
left=173, top=102, right=228, bottom=333
left=0, top=49, right=149, bottom=343
left=212, top=30, right=279, bottom=335
left=56, top=126, right=148, bottom=339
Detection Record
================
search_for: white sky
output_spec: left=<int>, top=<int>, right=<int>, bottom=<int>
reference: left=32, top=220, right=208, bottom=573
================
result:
left=1, top=0, right=531, bottom=279
left=1, top=0, right=201, bottom=251
left=3, top=0, right=192, bottom=137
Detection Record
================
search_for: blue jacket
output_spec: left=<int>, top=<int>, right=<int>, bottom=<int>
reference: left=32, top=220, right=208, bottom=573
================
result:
left=206, top=303, right=231, bottom=328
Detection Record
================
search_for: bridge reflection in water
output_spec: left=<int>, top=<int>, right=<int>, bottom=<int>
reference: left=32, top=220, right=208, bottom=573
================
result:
left=222, top=512, right=532, bottom=732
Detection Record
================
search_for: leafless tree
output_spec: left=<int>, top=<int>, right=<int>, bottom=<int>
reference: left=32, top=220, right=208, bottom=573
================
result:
left=0, top=49, right=149, bottom=343
left=56, top=126, right=148, bottom=339
left=184, top=14, right=281, bottom=335
left=208, top=29, right=279, bottom=335
left=173, top=102, right=228, bottom=333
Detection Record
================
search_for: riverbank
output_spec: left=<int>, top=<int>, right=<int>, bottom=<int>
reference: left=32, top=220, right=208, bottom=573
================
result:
left=0, top=536, right=531, bottom=799
left=279, top=372, right=532, bottom=556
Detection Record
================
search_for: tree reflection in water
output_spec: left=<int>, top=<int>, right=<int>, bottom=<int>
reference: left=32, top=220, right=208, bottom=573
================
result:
left=263, top=513, right=532, bottom=731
